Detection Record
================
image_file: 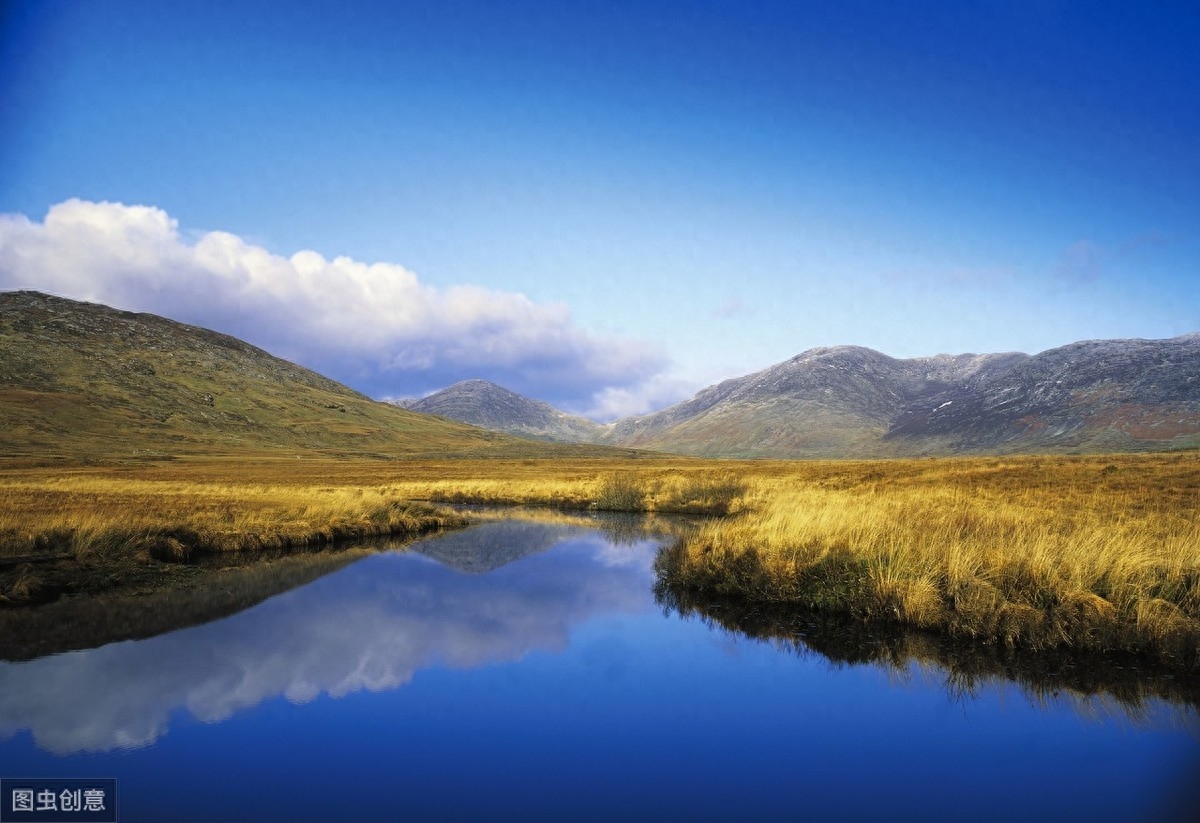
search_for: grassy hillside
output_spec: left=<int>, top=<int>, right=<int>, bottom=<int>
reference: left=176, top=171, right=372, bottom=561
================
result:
left=0, top=291, right=620, bottom=461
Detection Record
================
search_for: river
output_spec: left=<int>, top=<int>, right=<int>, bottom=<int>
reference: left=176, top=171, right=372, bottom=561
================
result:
left=1, top=518, right=1196, bottom=821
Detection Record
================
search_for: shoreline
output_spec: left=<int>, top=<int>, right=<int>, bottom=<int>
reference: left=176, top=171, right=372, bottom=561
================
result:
left=2, top=452, right=1197, bottom=674
left=1, top=500, right=467, bottom=606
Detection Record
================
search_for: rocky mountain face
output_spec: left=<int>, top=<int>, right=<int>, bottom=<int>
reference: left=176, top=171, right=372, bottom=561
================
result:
left=884, top=335, right=1200, bottom=454
left=411, top=338, right=1200, bottom=458
left=598, top=346, right=1034, bottom=457
left=393, top=379, right=604, bottom=443
left=615, top=338, right=1199, bottom=456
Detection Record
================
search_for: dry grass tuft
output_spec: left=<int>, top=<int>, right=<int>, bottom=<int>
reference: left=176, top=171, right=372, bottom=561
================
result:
left=593, top=473, right=646, bottom=511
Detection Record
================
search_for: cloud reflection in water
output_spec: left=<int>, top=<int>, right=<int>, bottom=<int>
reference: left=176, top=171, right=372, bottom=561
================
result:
left=0, top=522, right=662, bottom=754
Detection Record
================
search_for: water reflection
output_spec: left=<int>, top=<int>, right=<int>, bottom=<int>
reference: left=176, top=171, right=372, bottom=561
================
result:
left=0, top=514, right=670, bottom=662
left=656, top=582, right=1200, bottom=725
left=0, top=546, right=378, bottom=661
left=0, top=521, right=663, bottom=754
left=4, top=514, right=1197, bottom=767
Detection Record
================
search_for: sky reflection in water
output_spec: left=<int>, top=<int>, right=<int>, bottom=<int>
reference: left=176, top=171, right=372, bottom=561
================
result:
left=0, top=520, right=1197, bottom=822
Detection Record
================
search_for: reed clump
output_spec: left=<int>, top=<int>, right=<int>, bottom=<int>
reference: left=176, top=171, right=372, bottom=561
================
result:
left=593, top=474, right=646, bottom=511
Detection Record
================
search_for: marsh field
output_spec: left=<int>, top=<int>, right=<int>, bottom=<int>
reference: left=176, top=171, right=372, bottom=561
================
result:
left=3, top=450, right=1200, bottom=821
left=2, top=450, right=1198, bottom=670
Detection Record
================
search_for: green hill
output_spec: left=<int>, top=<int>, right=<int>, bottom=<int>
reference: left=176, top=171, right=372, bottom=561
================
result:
left=0, top=291, right=614, bottom=461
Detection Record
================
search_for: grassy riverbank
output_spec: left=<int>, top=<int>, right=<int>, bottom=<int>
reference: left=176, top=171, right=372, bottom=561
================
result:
left=0, top=470, right=466, bottom=603
left=0, top=454, right=706, bottom=604
left=3, top=452, right=1198, bottom=671
left=656, top=453, right=1200, bottom=669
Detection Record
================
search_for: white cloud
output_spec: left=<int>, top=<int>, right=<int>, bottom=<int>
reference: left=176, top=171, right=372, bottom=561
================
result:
left=0, top=199, right=670, bottom=412
left=582, top=373, right=697, bottom=421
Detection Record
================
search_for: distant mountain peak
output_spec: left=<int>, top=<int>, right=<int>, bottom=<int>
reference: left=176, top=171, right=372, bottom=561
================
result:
left=453, top=378, right=504, bottom=389
left=788, top=344, right=885, bottom=362
left=399, top=379, right=603, bottom=443
left=6, top=292, right=1198, bottom=461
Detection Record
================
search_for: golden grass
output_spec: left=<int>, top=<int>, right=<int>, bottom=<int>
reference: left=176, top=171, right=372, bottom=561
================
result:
left=0, top=454, right=707, bottom=603
left=653, top=453, right=1200, bottom=667
left=2, top=451, right=1197, bottom=668
left=0, top=481, right=461, bottom=560
left=0, top=464, right=468, bottom=603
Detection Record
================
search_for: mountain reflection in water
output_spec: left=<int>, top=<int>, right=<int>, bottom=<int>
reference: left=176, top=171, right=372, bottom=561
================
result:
left=0, top=521, right=660, bottom=754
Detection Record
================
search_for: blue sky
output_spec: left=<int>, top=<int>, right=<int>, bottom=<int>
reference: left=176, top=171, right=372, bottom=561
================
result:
left=2, top=0, right=1197, bottom=417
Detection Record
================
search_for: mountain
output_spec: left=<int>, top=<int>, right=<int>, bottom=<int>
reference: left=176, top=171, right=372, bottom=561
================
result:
left=414, top=521, right=579, bottom=573
left=599, top=346, right=1029, bottom=457
left=393, top=379, right=604, bottom=443
left=0, top=291, right=612, bottom=460
left=23, top=287, right=1190, bottom=460
left=884, top=335, right=1200, bottom=454
left=605, top=338, right=1200, bottom=457
left=402, top=338, right=1200, bottom=458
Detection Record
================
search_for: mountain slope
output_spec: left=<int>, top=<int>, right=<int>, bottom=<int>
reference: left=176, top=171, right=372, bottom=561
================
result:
left=0, top=291, right=604, bottom=460
left=885, top=335, right=1200, bottom=453
left=600, top=347, right=1032, bottom=457
left=609, top=338, right=1199, bottom=457
left=394, top=379, right=604, bottom=443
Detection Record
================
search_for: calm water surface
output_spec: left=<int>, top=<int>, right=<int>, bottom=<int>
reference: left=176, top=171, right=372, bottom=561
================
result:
left=1, top=519, right=1197, bottom=822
